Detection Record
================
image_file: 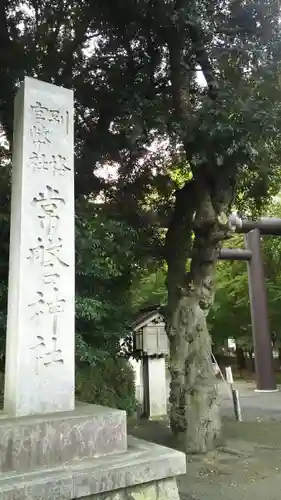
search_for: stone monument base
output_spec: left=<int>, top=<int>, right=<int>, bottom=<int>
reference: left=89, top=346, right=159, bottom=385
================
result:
left=84, top=477, right=179, bottom=500
left=0, top=403, right=127, bottom=473
left=0, top=404, right=186, bottom=500
left=1, top=436, right=185, bottom=500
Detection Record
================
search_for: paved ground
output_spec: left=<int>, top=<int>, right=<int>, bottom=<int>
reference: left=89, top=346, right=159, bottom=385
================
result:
left=166, top=377, right=281, bottom=421
left=218, top=379, right=281, bottom=421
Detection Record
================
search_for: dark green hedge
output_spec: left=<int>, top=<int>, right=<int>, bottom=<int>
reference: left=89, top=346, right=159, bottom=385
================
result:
left=76, top=356, right=137, bottom=416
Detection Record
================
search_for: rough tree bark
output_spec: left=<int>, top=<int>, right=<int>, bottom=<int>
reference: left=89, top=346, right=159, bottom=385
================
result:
left=164, top=180, right=197, bottom=440
left=165, top=178, right=234, bottom=453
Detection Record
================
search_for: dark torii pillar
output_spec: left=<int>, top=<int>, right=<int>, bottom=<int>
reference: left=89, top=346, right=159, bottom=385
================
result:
left=245, top=229, right=276, bottom=391
left=220, top=243, right=276, bottom=391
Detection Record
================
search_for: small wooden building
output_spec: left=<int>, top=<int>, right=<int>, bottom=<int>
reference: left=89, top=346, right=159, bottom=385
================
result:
left=130, top=307, right=169, bottom=418
left=132, top=306, right=169, bottom=356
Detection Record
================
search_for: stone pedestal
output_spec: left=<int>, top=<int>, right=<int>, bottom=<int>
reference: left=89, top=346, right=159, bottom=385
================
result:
left=0, top=407, right=186, bottom=500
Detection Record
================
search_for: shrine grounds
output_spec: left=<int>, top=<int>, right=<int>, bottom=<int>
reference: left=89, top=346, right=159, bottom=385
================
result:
left=2, top=366, right=281, bottom=499
left=128, top=380, right=281, bottom=500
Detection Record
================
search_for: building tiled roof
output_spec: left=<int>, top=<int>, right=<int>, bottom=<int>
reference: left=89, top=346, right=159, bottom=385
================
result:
left=132, top=304, right=163, bottom=330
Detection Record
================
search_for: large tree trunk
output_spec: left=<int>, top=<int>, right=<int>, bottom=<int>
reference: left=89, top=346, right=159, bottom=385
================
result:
left=165, top=179, right=233, bottom=453
left=168, top=286, right=220, bottom=453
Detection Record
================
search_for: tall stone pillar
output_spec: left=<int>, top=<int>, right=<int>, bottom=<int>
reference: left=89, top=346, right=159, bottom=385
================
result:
left=4, top=76, right=75, bottom=416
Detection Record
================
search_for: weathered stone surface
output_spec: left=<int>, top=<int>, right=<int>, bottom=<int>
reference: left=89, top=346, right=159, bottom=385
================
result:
left=0, top=437, right=186, bottom=500
left=0, top=403, right=127, bottom=473
left=85, top=478, right=180, bottom=500
left=4, top=76, right=75, bottom=418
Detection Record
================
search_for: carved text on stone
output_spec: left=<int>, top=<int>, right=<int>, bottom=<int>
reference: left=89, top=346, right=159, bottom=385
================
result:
left=28, top=290, right=66, bottom=320
left=27, top=236, right=69, bottom=268
left=31, top=101, right=64, bottom=126
left=29, top=99, right=71, bottom=175
left=32, top=185, right=65, bottom=236
left=29, top=152, right=70, bottom=176
left=26, top=95, right=72, bottom=368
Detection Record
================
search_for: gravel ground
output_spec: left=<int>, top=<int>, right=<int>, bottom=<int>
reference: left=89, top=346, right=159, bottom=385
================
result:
left=128, top=419, right=281, bottom=500
left=128, top=380, right=281, bottom=500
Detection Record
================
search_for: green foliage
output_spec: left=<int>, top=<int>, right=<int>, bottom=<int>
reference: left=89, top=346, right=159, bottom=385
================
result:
left=75, top=357, right=137, bottom=415
left=75, top=204, right=140, bottom=360
left=209, top=255, right=252, bottom=348
left=131, top=267, right=167, bottom=311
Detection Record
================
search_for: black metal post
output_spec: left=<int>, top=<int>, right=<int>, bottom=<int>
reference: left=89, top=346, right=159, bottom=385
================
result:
left=245, top=229, right=276, bottom=391
left=232, top=388, right=242, bottom=421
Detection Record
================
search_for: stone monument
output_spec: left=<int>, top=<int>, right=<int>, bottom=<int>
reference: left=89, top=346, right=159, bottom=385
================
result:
left=5, top=76, right=75, bottom=417
left=0, top=77, right=186, bottom=500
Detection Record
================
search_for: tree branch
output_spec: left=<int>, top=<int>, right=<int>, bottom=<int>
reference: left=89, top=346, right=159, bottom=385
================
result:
left=168, top=36, right=191, bottom=125
left=164, top=179, right=197, bottom=310
left=187, top=21, right=219, bottom=100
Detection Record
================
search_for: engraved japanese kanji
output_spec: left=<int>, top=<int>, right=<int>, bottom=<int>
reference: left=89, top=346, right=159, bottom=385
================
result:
left=43, top=272, right=60, bottom=290
left=30, top=298, right=65, bottom=367
left=29, top=152, right=70, bottom=176
left=32, top=185, right=65, bottom=236
left=30, top=101, right=64, bottom=125
left=27, top=98, right=71, bottom=369
left=27, top=236, right=69, bottom=268
left=31, top=336, right=64, bottom=367
left=28, top=290, right=66, bottom=320
left=30, top=123, right=51, bottom=150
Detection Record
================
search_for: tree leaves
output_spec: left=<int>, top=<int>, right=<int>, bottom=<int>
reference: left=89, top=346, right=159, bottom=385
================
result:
left=75, top=205, right=143, bottom=358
